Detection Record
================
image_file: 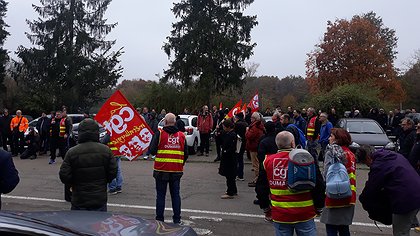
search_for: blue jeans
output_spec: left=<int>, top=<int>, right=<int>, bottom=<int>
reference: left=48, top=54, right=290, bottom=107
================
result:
left=155, top=174, right=181, bottom=224
left=108, top=158, right=123, bottom=190
left=274, top=219, right=316, bottom=236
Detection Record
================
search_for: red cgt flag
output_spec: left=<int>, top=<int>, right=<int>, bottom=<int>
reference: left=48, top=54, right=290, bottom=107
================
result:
left=225, top=100, right=242, bottom=119
left=249, top=92, right=259, bottom=113
left=94, top=90, right=153, bottom=161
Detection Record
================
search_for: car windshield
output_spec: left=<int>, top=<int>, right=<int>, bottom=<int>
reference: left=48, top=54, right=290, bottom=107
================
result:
left=181, top=118, right=189, bottom=126
left=346, top=121, right=384, bottom=134
left=159, top=118, right=189, bottom=126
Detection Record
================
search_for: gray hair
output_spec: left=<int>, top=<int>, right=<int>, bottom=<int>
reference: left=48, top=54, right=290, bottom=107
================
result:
left=164, top=113, right=176, bottom=126
left=252, top=112, right=261, bottom=121
left=275, top=131, right=295, bottom=149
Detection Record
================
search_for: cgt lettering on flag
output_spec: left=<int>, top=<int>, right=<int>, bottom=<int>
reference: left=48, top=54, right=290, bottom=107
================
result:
left=95, top=90, right=153, bottom=161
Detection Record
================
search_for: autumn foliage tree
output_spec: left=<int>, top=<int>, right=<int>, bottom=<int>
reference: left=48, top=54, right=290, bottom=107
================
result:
left=306, top=12, right=405, bottom=104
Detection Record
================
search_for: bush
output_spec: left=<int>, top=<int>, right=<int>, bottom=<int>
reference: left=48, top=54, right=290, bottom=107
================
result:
left=309, top=83, right=382, bottom=116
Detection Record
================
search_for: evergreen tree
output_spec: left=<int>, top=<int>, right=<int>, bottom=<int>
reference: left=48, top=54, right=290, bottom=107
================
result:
left=17, top=0, right=122, bottom=111
left=163, top=0, right=258, bottom=104
left=0, top=0, right=9, bottom=98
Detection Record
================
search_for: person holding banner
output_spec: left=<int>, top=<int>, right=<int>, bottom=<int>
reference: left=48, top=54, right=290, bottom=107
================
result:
left=149, top=113, right=188, bottom=224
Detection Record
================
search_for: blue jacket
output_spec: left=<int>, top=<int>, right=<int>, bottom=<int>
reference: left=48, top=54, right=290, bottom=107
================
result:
left=294, top=116, right=307, bottom=134
left=319, top=121, right=333, bottom=145
left=360, top=149, right=420, bottom=214
left=0, top=149, right=20, bottom=209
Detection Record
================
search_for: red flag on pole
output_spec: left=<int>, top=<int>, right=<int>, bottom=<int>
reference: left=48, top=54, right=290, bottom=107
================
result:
left=94, top=90, right=154, bottom=161
left=241, top=104, right=247, bottom=116
left=225, top=100, right=242, bottom=119
left=248, top=92, right=259, bottom=113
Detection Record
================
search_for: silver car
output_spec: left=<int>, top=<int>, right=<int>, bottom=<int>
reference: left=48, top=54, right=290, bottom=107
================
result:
left=336, top=118, right=396, bottom=152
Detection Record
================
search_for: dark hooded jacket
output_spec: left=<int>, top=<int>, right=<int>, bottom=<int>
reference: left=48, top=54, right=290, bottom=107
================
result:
left=0, top=149, right=19, bottom=209
left=360, top=149, right=420, bottom=215
left=59, top=119, right=117, bottom=209
left=398, top=128, right=416, bottom=158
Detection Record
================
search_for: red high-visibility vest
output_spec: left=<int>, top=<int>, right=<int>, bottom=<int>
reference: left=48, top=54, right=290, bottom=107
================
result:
left=154, top=130, right=186, bottom=173
left=306, top=116, right=317, bottom=141
left=59, top=118, right=67, bottom=137
left=325, top=146, right=357, bottom=208
left=263, top=151, right=316, bottom=224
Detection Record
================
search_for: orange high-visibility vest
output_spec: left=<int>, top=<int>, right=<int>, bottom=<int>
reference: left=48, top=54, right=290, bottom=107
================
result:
left=10, top=116, right=29, bottom=133
left=325, top=146, right=356, bottom=208
left=154, top=130, right=186, bottom=173
left=263, top=151, right=316, bottom=224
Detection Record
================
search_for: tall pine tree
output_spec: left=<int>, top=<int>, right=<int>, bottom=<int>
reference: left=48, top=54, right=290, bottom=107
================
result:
left=17, top=0, right=122, bottom=111
left=0, top=0, right=9, bottom=101
left=163, top=0, right=258, bottom=104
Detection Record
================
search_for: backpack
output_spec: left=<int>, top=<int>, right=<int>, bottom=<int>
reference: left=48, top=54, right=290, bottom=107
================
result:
left=287, top=124, right=307, bottom=149
left=325, top=145, right=352, bottom=199
left=287, top=148, right=316, bottom=191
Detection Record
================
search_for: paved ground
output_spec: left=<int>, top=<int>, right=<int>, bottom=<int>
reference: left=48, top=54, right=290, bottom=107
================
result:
left=2, top=147, right=412, bottom=236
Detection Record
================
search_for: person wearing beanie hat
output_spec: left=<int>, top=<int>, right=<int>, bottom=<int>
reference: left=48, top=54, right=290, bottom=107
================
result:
left=59, top=118, right=117, bottom=211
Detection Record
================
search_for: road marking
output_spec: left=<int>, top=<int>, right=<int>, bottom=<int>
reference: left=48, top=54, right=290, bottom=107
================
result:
left=3, top=194, right=391, bottom=229
left=189, top=216, right=223, bottom=222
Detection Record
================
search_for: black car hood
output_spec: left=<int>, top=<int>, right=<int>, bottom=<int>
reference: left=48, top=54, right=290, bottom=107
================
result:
left=9, top=211, right=196, bottom=236
left=350, top=133, right=391, bottom=146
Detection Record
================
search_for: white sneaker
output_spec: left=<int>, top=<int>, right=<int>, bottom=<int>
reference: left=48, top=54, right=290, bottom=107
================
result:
left=151, top=155, right=156, bottom=159
left=143, top=155, right=148, bottom=160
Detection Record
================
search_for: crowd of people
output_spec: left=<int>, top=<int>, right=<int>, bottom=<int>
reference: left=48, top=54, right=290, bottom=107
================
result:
left=1, top=103, right=420, bottom=236
left=197, top=104, right=420, bottom=236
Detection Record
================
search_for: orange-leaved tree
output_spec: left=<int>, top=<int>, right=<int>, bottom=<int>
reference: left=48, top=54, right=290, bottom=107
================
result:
left=305, top=12, right=405, bottom=104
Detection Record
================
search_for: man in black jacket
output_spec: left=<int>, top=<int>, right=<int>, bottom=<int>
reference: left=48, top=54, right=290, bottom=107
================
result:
left=0, top=149, right=19, bottom=209
left=36, top=112, right=50, bottom=154
left=255, top=121, right=278, bottom=220
left=398, top=118, right=416, bottom=158
left=0, top=109, right=12, bottom=152
left=59, top=118, right=117, bottom=211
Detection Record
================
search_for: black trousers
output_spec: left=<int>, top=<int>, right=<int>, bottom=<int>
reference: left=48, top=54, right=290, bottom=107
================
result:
left=199, top=133, right=210, bottom=154
left=215, top=135, right=223, bottom=158
left=51, top=137, right=68, bottom=160
left=226, top=175, right=237, bottom=196
left=1, top=132, right=11, bottom=151
left=11, top=131, right=24, bottom=155
left=50, top=137, right=59, bottom=160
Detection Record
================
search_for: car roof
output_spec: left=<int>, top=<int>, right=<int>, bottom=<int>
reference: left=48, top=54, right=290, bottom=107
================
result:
left=339, top=118, right=377, bottom=122
left=0, top=211, right=196, bottom=236
left=179, top=114, right=197, bottom=119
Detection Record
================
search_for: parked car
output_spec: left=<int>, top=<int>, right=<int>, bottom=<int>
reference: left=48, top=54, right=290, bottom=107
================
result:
left=336, top=118, right=396, bottom=154
left=158, top=115, right=200, bottom=155
left=70, top=122, right=108, bottom=145
left=0, top=211, right=197, bottom=235
left=26, top=114, right=86, bottom=136
left=263, top=116, right=272, bottom=122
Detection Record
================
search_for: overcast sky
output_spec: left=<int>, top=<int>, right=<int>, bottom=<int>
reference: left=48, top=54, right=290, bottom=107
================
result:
left=5, top=1, right=420, bottom=83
